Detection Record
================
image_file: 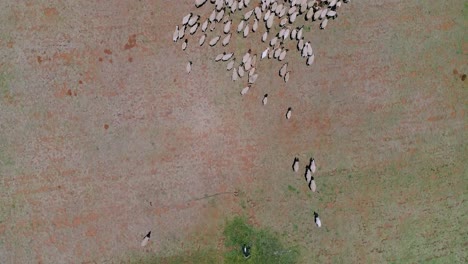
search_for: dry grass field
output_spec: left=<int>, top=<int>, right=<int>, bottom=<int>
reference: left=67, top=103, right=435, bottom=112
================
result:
left=0, top=0, right=466, bottom=263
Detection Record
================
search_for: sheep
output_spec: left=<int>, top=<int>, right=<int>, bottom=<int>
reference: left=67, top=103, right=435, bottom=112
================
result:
left=262, top=94, right=268, bottom=105
left=286, top=107, right=292, bottom=119
left=241, top=85, right=250, bottom=95
left=232, top=67, right=239, bottom=81
left=173, top=26, right=179, bottom=42
left=305, top=166, right=312, bottom=183
left=309, top=158, right=316, bottom=173
left=199, top=34, right=206, bottom=46
left=182, top=13, right=192, bottom=25
left=222, top=33, right=231, bottom=46
left=195, top=0, right=208, bottom=8
left=189, top=23, right=199, bottom=35
left=226, top=58, right=235, bottom=71
left=308, top=176, right=316, bottom=192
left=188, top=15, right=200, bottom=27
left=292, top=157, right=299, bottom=172
left=224, top=20, right=232, bottom=33
left=314, top=212, right=321, bottom=227
left=209, top=36, right=221, bottom=46
left=279, top=63, right=288, bottom=77
left=141, top=231, right=151, bottom=247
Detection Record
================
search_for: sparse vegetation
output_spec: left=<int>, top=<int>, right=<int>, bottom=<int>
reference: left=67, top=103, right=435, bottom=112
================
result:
left=128, top=249, right=221, bottom=264
left=287, top=185, right=299, bottom=194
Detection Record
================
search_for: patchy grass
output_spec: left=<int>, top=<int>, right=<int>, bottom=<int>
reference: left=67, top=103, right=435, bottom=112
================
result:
left=287, top=185, right=299, bottom=194
left=223, top=216, right=300, bottom=264
left=125, top=217, right=299, bottom=264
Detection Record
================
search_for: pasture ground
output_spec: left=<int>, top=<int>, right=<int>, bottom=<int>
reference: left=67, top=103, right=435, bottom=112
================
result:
left=0, top=0, right=466, bottom=263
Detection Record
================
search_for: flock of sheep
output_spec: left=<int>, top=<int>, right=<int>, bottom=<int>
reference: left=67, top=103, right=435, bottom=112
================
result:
left=161, top=0, right=351, bottom=250
left=176, top=0, right=349, bottom=97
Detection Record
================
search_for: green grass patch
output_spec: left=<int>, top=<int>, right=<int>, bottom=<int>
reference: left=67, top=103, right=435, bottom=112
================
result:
left=223, top=216, right=300, bottom=264
left=287, top=185, right=299, bottom=194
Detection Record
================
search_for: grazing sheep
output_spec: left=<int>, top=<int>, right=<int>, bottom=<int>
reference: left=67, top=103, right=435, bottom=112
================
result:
left=306, top=54, right=315, bottom=66
left=209, top=9, right=216, bottom=22
left=255, top=6, right=262, bottom=20
left=261, top=47, right=269, bottom=60
left=308, top=176, right=316, bottom=192
left=292, top=157, right=299, bottom=172
left=262, top=94, right=268, bottom=105
left=222, top=33, right=231, bottom=46
left=252, top=19, right=259, bottom=32
left=226, top=58, right=235, bottom=71
left=186, top=61, right=192, bottom=74
left=264, top=10, right=271, bottom=21
left=222, top=52, right=234, bottom=61
left=286, top=107, right=292, bottom=119
left=270, top=36, right=278, bottom=46
left=215, top=9, right=224, bottom=22
left=313, top=9, right=322, bottom=20
left=284, top=71, right=290, bottom=82
left=141, top=231, right=151, bottom=247
left=291, top=28, right=297, bottom=39
left=189, top=23, right=199, bottom=35
left=262, top=31, right=268, bottom=42
left=241, top=85, right=250, bottom=95
left=279, top=49, right=287, bottom=61
left=248, top=67, right=256, bottom=77
left=242, top=244, right=251, bottom=259
left=266, top=14, right=274, bottom=30
left=274, top=47, right=282, bottom=59
left=289, top=11, right=298, bottom=23
left=244, top=9, right=253, bottom=20
left=297, top=39, right=304, bottom=51
left=327, top=10, right=337, bottom=18
left=243, top=24, right=250, bottom=38
left=224, top=20, right=232, bottom=33
left=305, top=166, right=312, bottom=183
left=178, top=25, right=185, bottom=39
left=242, top=49, right=251, bottom=64
left=209, top=36, right=221, bottom=46
left=232, top=67, right=239, bottom=81
left=188, top=15, right=200, bottom=26
left=244, top=56, right=252, bottom=70
left=320, top=18, right=328, bottom=29
left=314, top=212, right=321, bottom=227
left=201, top=19, right=209, bottom=32
left=251, top=54, right=257, bottom=67
left=320, top=8, right=328, bottom=19
left=297, top=27, right=303, bottom=40
left=279, top=63, right=288, bottom=77
left=195, top=0, right=208, bottom=8
left=238, top=65, right=245, bottom=77
left=283, top=28, right=291, bottom=40
left=215, top=53, right=224, bottom=61
left=248, top=73, right=258, bottom=84
left=310, top=158, right=316, bottom=173
left=199, top=34, right=206, bottom=46
left=173, top=26, right=179, bottom=42
left=306, top=8, right=314, bottom=20
left=237, top=20, right=245, bottom=33
left=231, top=0, right=238, bottom=11
left=182, top=13, right=192, bottom=25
